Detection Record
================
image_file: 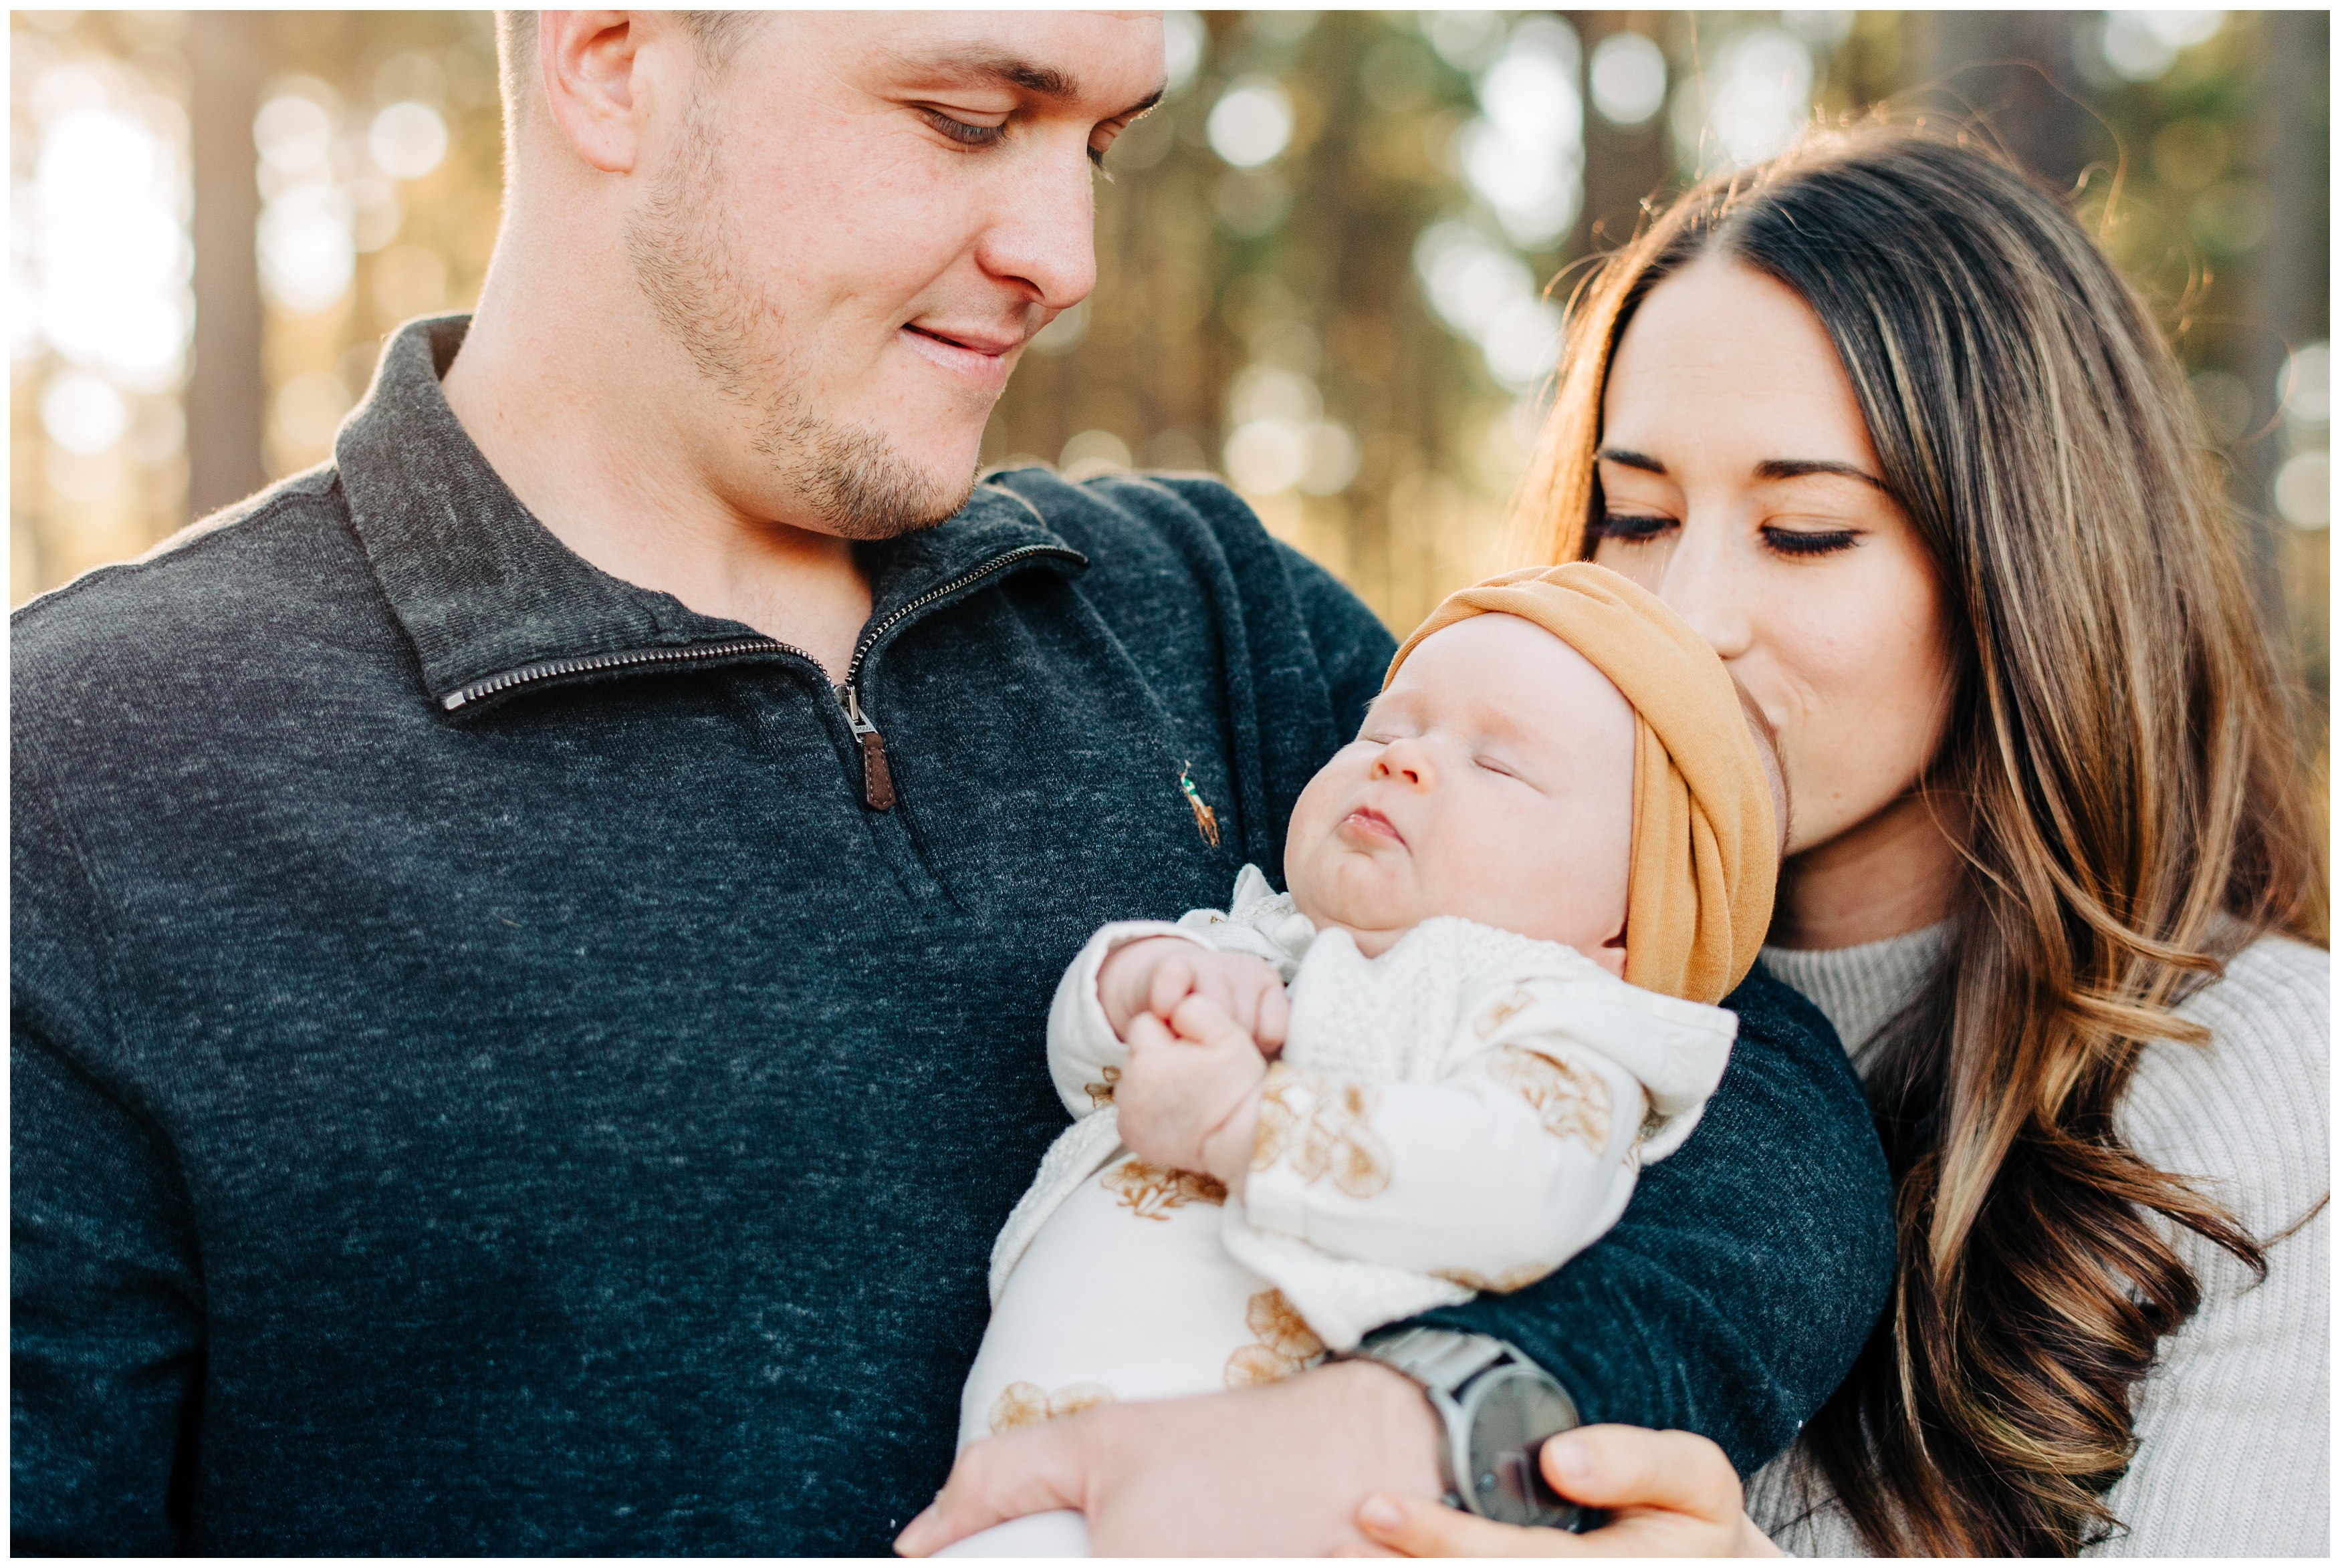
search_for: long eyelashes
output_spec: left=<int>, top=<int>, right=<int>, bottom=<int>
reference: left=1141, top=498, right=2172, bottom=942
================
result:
left=921, top=109, right=1004, bottom=148
left=1589, top=514, right=1671, bottom=544
left=923, top=108, right=1111, bottom=170
left=1592, top=515, right=1860, bottom=559
left=1760, top=527, right=1859, bottom=557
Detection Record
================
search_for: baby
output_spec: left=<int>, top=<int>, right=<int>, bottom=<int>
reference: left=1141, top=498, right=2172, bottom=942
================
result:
left=946, top=564, right=1782, bottom=1555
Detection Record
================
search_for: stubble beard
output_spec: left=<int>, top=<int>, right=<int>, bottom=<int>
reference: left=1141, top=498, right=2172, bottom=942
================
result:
left=622, top=99, right=977, bottom=541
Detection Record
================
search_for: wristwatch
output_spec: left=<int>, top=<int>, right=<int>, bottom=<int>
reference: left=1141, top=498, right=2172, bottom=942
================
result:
left=1338, top=1325, right=1595, bottom=1531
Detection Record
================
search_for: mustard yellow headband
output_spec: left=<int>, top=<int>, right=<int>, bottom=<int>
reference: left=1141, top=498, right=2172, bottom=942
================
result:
left=1385, top=563, right=1778, bottom=1005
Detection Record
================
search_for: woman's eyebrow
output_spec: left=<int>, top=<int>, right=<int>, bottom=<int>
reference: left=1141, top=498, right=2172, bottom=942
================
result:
left=1754, top=456, right=1889, bottom=491
left=1597, top=446, right=1666, bottom=475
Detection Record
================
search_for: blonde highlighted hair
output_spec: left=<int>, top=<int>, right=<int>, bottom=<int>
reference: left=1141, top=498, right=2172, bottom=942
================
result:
left=1517, top=125, right=2323, bottom=1554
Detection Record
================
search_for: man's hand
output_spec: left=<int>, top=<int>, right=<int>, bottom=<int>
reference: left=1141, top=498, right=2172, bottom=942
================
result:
left=1344, top=1426, right=1785, bottom=1558
left=1116, top=995, right=1267, bottom=1190
left=1097, top=937, right=1290, bottom=1053
left=895, top=1359, right=1442, bottom=1557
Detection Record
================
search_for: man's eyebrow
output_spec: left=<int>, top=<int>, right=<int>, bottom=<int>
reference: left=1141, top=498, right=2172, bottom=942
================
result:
left=924, top=55, right=1080, bottom=100
left=913, top=56, right=1163, bottom=121
left=1753, top=457, right=1889, bottom=491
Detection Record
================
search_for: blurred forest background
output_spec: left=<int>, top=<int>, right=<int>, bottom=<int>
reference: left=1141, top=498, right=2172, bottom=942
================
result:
left=10, top=9, right=2330, bottom=841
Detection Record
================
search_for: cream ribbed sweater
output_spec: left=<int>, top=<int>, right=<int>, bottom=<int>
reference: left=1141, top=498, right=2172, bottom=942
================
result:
left=1745, top=928, right=2330, bottom=1556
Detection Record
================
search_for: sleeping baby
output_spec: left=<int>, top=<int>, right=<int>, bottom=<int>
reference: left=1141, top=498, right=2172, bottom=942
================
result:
left=944, top=563, right=1784, bottom=1555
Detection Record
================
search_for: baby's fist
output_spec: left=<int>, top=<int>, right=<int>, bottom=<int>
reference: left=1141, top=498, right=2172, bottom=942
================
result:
left=1098, top=938, right=1290, bottom=1055
left=1116, top=995, right=1268, bottom=1189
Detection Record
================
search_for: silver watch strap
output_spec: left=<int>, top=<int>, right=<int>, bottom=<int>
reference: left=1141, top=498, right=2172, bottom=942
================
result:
left=1350, top=1325, right=1510, bottom=1395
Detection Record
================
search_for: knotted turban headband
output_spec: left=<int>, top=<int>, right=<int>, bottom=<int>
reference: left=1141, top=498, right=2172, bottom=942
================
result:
left=1385, top=563, right=1778, bottom=1005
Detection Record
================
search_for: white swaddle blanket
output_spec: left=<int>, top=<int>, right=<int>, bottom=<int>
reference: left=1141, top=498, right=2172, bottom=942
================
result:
left=957, top=866, right=1736, bottom=1456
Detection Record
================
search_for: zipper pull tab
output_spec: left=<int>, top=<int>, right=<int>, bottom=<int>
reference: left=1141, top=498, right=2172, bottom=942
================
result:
left=841, top=684, right=895, bottom=811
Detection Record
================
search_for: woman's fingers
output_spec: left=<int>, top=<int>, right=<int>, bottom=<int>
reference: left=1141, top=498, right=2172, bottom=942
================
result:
left=1351, top=1430, right=1772, bottom=1559
left=1538, top=1426, right=1742, bottom=1522
left=1353, top=1492, right=1585, bottom=1557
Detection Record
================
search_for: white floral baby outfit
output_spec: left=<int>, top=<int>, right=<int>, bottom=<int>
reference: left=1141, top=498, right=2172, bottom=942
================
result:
left=957, top=865, right=1738, bottom=1453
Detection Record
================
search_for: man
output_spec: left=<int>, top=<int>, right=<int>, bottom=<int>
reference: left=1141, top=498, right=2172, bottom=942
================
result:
left=11, top=12, right=1891, bottom=1554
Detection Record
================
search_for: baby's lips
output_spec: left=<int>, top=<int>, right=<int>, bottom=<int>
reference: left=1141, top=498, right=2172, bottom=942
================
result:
left=1338, top=805, right=1405, bottom=846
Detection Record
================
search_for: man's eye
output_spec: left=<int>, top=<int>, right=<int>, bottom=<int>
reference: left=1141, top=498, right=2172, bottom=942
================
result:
left=1590, top=514, right=1673, bottom=545
left=922, top=109, right=1006, bottom=148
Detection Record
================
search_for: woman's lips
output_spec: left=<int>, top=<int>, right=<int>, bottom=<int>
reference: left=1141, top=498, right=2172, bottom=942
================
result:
left=1340, top=807, right=1403, bottom=846
left=899, top=323, right=1015, bottom=392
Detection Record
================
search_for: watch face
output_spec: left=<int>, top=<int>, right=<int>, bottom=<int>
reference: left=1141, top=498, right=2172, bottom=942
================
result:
left=1460, top=1367, right=1585, bottom=1529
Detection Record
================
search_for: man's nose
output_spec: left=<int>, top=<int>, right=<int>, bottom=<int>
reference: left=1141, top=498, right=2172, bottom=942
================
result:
left=975, top=140, right=1098, bottom=317
left=1652, top=515, right=1755, bottom=662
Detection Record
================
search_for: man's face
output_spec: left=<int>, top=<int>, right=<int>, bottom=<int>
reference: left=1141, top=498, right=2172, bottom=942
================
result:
left=624, top=12, right=1165, bottom=539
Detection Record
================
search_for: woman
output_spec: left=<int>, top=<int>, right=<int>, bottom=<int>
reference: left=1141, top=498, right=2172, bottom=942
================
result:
left=1353, top=126, right=2328, bottom=1556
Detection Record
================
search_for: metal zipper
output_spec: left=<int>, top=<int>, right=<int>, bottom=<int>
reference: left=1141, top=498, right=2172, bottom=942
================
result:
left=831, top=544, right=1085, bottom=812
left=442, top=543, right=1084, bottom=811
left=440, top=636, right=794, bottom=711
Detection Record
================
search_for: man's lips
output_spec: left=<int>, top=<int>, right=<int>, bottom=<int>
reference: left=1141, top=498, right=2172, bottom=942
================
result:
left=1340, top=806, right=1403, bottom=847
left=899, top=323, right=1018, bottom=391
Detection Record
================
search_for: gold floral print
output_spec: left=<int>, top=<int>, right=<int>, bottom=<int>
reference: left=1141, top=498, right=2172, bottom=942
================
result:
left=1487, top=1045, right=1613, bottom=1150
left=1084, top=1063, right=1121, bottom=1108
left=1473, top=986, right=1536, bottom=1040
left=1435, top=1262, right=1554, bottom=1294
left=989, top=1380, right=1117, bottom=1434
left=1251, top=1064, right=1393, bottom=1198
left=1223, top=1289, right=1325, bottom=1387
left=1100, top=1158, right=1227, bottom=1220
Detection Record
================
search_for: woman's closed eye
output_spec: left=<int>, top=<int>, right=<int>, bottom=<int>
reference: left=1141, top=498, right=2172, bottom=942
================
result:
left=1761, top=523, right=1860, bottom=557
left=1595, top=512, right=1861, bottom=560
left=1591, top=512, right=1674, bottom=547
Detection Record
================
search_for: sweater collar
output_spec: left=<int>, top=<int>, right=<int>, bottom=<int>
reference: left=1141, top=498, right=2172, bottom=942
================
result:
left=336, top=314, right=1080, bottom=710
left=1760, top=921, right=1955, bottom=1065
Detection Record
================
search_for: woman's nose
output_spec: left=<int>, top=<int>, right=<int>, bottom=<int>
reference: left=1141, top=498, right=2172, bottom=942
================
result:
left=1652, top=519, right=1755, bottom=662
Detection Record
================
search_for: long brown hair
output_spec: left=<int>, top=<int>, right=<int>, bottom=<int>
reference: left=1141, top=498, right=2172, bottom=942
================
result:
left=1516, top=126, right=2325, bottom=1555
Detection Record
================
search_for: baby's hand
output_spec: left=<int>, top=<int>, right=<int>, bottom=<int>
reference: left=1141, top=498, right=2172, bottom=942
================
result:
left=1097, top=938, right=1290, bottom=1056
left=1116, top=994, right=1267, bottom=1194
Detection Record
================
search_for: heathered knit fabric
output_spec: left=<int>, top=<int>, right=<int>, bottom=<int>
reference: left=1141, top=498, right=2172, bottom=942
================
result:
left=1750, top=927, right=2330, bottom=1555
left=11, top=315, right=1893, bottom=1555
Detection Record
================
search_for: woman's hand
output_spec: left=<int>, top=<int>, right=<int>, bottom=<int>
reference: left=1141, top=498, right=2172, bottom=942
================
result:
left=1346, top=1424, right=1784, bottom=1557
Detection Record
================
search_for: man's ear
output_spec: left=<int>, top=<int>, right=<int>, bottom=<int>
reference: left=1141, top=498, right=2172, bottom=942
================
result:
left=1593, top=919, right=1627, bottom=980
left=540, top=11, right=651, bottom=174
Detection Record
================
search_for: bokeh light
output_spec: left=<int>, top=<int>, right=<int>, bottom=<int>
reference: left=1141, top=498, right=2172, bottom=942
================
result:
left=1590, top=33, right=1668, bottom=128
left=1208, top=76, right=1294, bottom=168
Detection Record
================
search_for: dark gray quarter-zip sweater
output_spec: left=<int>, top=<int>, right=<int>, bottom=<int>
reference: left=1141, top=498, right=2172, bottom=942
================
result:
left=11, top=317, right=1893, bottom=1554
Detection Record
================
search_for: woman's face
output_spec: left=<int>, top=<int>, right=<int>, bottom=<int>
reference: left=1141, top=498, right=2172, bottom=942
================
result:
left=1591, top=257, right=1956, bottom=860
